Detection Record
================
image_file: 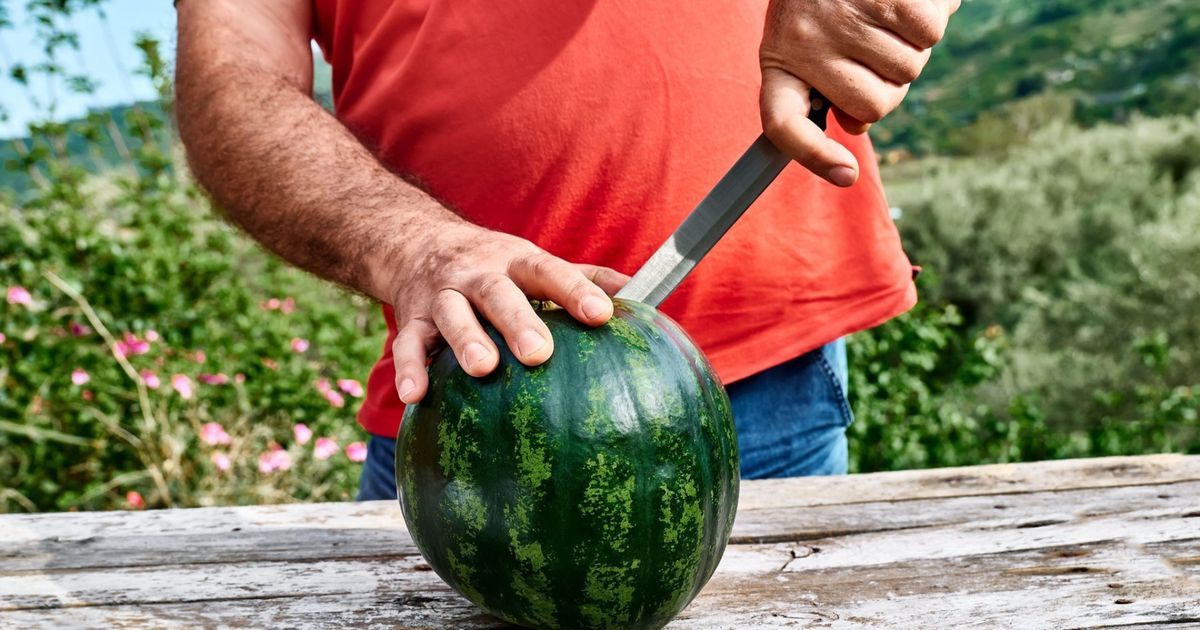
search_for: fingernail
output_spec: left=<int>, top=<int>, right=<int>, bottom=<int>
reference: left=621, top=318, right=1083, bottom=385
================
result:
left=463, top=342, right=490, bottom=371
left=580, top=295, right=609, bottom=320
left=398, top=378, right=416, bottom=403
left=829, top=166, right=857, bottom=187
left=517, top=330, right=546, bottom=359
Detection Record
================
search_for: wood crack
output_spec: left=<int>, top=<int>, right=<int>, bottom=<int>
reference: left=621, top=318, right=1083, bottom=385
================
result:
left=0, top=552, right=424, bottom=577
left=2, top=590, right=354, bottom=612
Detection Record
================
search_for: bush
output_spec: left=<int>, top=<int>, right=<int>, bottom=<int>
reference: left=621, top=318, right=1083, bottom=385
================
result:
left=0, top=160, right=386, bottom=512
left=0, top=26, right=387, bottom=512
left=872, top=114, right=1200, bottom=463
left=845, top=279, right=1015, bottom=472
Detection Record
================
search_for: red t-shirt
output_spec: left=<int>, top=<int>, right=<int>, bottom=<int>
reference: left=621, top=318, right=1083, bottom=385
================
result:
left=312, top=1, right=917, bottom=438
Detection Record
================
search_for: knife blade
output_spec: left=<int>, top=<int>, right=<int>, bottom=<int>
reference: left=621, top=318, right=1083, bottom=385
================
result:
left=616, top=91, right=831, bottom=307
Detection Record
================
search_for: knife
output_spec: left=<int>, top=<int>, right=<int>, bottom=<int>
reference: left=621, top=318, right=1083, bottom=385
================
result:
left=616, top=91, right=832, bottom=307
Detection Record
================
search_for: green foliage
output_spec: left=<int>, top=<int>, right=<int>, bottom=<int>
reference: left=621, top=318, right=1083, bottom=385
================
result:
left=851, top=114, right=1200, bottom=471
left=846, top=284, right=1015, bottom=472
left=0, top=31, right=383, bottom=513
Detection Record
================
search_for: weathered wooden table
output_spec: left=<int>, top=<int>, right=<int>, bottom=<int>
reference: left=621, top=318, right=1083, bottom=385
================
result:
left=2, top=455, right=1198, bottom=628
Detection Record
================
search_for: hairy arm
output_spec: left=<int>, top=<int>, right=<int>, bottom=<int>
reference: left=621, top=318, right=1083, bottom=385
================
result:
left=176, top=0, right=625, bottom=402
left=175, top=0, right=445, bottom=303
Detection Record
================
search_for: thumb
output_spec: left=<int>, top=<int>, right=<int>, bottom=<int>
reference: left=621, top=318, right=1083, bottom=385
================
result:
left=760, top=67, right=860, bottom=187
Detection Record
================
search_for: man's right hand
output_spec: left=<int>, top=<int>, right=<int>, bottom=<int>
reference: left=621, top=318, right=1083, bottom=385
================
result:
left=385, top=225, right=629, bottom=404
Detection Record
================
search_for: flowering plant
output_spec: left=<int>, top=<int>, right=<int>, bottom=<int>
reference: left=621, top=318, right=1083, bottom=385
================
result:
left=0, top=19, right=387, bottom=512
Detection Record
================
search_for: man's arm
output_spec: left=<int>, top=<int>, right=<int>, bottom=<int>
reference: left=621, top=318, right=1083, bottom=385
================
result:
left=175, top=0, right=625, bottom=404
left=759, top=0, right=961, bottom=186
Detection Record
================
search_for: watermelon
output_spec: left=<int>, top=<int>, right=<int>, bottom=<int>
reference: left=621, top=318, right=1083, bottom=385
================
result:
left=396, top=299, right=739, bottom=629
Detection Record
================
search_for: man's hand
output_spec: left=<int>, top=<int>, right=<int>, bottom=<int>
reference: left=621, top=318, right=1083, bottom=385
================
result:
left=176, top=0, right=626, bottom=406
left=760, top=0, right=960, bottom=186
left=387, top=225, right=628, bottom=404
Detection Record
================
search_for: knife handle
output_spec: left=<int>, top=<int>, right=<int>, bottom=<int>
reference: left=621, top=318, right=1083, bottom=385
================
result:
left=808, top=89, right=831, bottom=132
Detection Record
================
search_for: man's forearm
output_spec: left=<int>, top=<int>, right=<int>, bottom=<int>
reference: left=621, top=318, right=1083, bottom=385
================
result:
left=175, top=7, right=468, bottom=304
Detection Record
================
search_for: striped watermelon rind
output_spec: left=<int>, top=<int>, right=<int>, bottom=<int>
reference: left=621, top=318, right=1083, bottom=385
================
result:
left=397, top=299, right=739, bottom=629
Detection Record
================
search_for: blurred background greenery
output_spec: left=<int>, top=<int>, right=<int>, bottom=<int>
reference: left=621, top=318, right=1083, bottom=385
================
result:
left=1, top=0, right=1198, bottom=512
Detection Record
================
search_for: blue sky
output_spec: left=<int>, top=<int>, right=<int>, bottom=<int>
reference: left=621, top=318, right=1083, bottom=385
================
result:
left=0, top=0, right=176, bottom=138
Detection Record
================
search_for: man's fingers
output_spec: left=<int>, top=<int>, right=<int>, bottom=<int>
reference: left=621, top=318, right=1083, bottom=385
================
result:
left=575, top=264, right=630, bottom=297
left=833, top=108, right=872, bottom=136
left=466, top=272, right=555, bottom=366
left=845, top=22, right=933, bottom=86
left=808, top=59, right=911, bottom=126
left=508, top=253, right=614, bottom=326
left=392, top=318, right=441, bottom=404
left=872, top=0, right=950, bottom=50
left=760, top=67, right=860, bottom=187
left=431, top=289, right=500, bottom=377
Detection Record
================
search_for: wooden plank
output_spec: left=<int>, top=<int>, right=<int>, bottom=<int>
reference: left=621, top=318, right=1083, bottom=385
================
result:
left=0, top=501, right=400, bottom=546
left=6, top=456, right=1195, bottom=551
left=2, top=480, right=1196, bottom=574
left=740, top=454, right=1200, bottom=510
left=3, top=456, right=1198, bottom=629
left=775, top=507, right=1199, bottom=572
left=2, top=502, right=1195, bottom=610
left=731, top=479, right=1200, bottom=544
left=2, top=539, right=1197, bottom=628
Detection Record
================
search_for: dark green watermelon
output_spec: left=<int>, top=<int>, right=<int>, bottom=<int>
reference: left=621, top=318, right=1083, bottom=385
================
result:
left=396, top=299, right=739, bottom=630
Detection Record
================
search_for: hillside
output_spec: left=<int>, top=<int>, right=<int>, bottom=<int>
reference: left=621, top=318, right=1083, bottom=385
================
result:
left=873, top=0, right=1200, bottom=156
left=2, top=57, right=334, bottom=198
left=0, top=101, right=171, bottom=197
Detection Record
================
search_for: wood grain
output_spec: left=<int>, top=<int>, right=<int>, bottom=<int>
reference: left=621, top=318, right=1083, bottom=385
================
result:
left=1, top=455, right=1197, bottom=629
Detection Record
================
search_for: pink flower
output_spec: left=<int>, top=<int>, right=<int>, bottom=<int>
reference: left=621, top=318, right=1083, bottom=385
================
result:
left=345, top=441, right=368, bottom=463
left=125, top=491, right=145, bottom=510
left=199, top=422, right=232, bottom=446
left=0, top=332, right=6, bottom=344
left=81, top=390, right=94, bottom=401
left=6, top=286, right=31, bottom=306
left=262, top=298, right=282, bottom=310
left=280, top=297, right=296, bottom=314
left=291, top=337, right=309, bottom=353
left=171, top=374, right=194, bottom=400
left=313, top=437, right=339, bottom=461
left=71, top=368, right=90, bottom=386
left=316, top=378, right=344, bottom=407
left=69, top=322, right=92, bottom=337
left=235, top=373, right=246, bottom=384
left=115, top=333, right=151, bottom=357
left=337, top=378, right=364, bottom=398
left=144, top=329, right=160, bottom=342
left=262, top=358, right=279, bottom=371
left=324, top=389, right=346, bottom=408
left=141, top=370, right=161, bottom=390
left=211, top=451, right=231, bottom=472
left=198, top=373, right=229, bottom=385
left=293, top=423, right=313, bottom=445
left=258, top=447, right=292, bottom=473
left=192, top=350, right=207, bottom=364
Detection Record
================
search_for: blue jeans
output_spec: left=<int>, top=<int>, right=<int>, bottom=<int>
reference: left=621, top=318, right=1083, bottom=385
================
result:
left=357, top=339, right=851, bottom=500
